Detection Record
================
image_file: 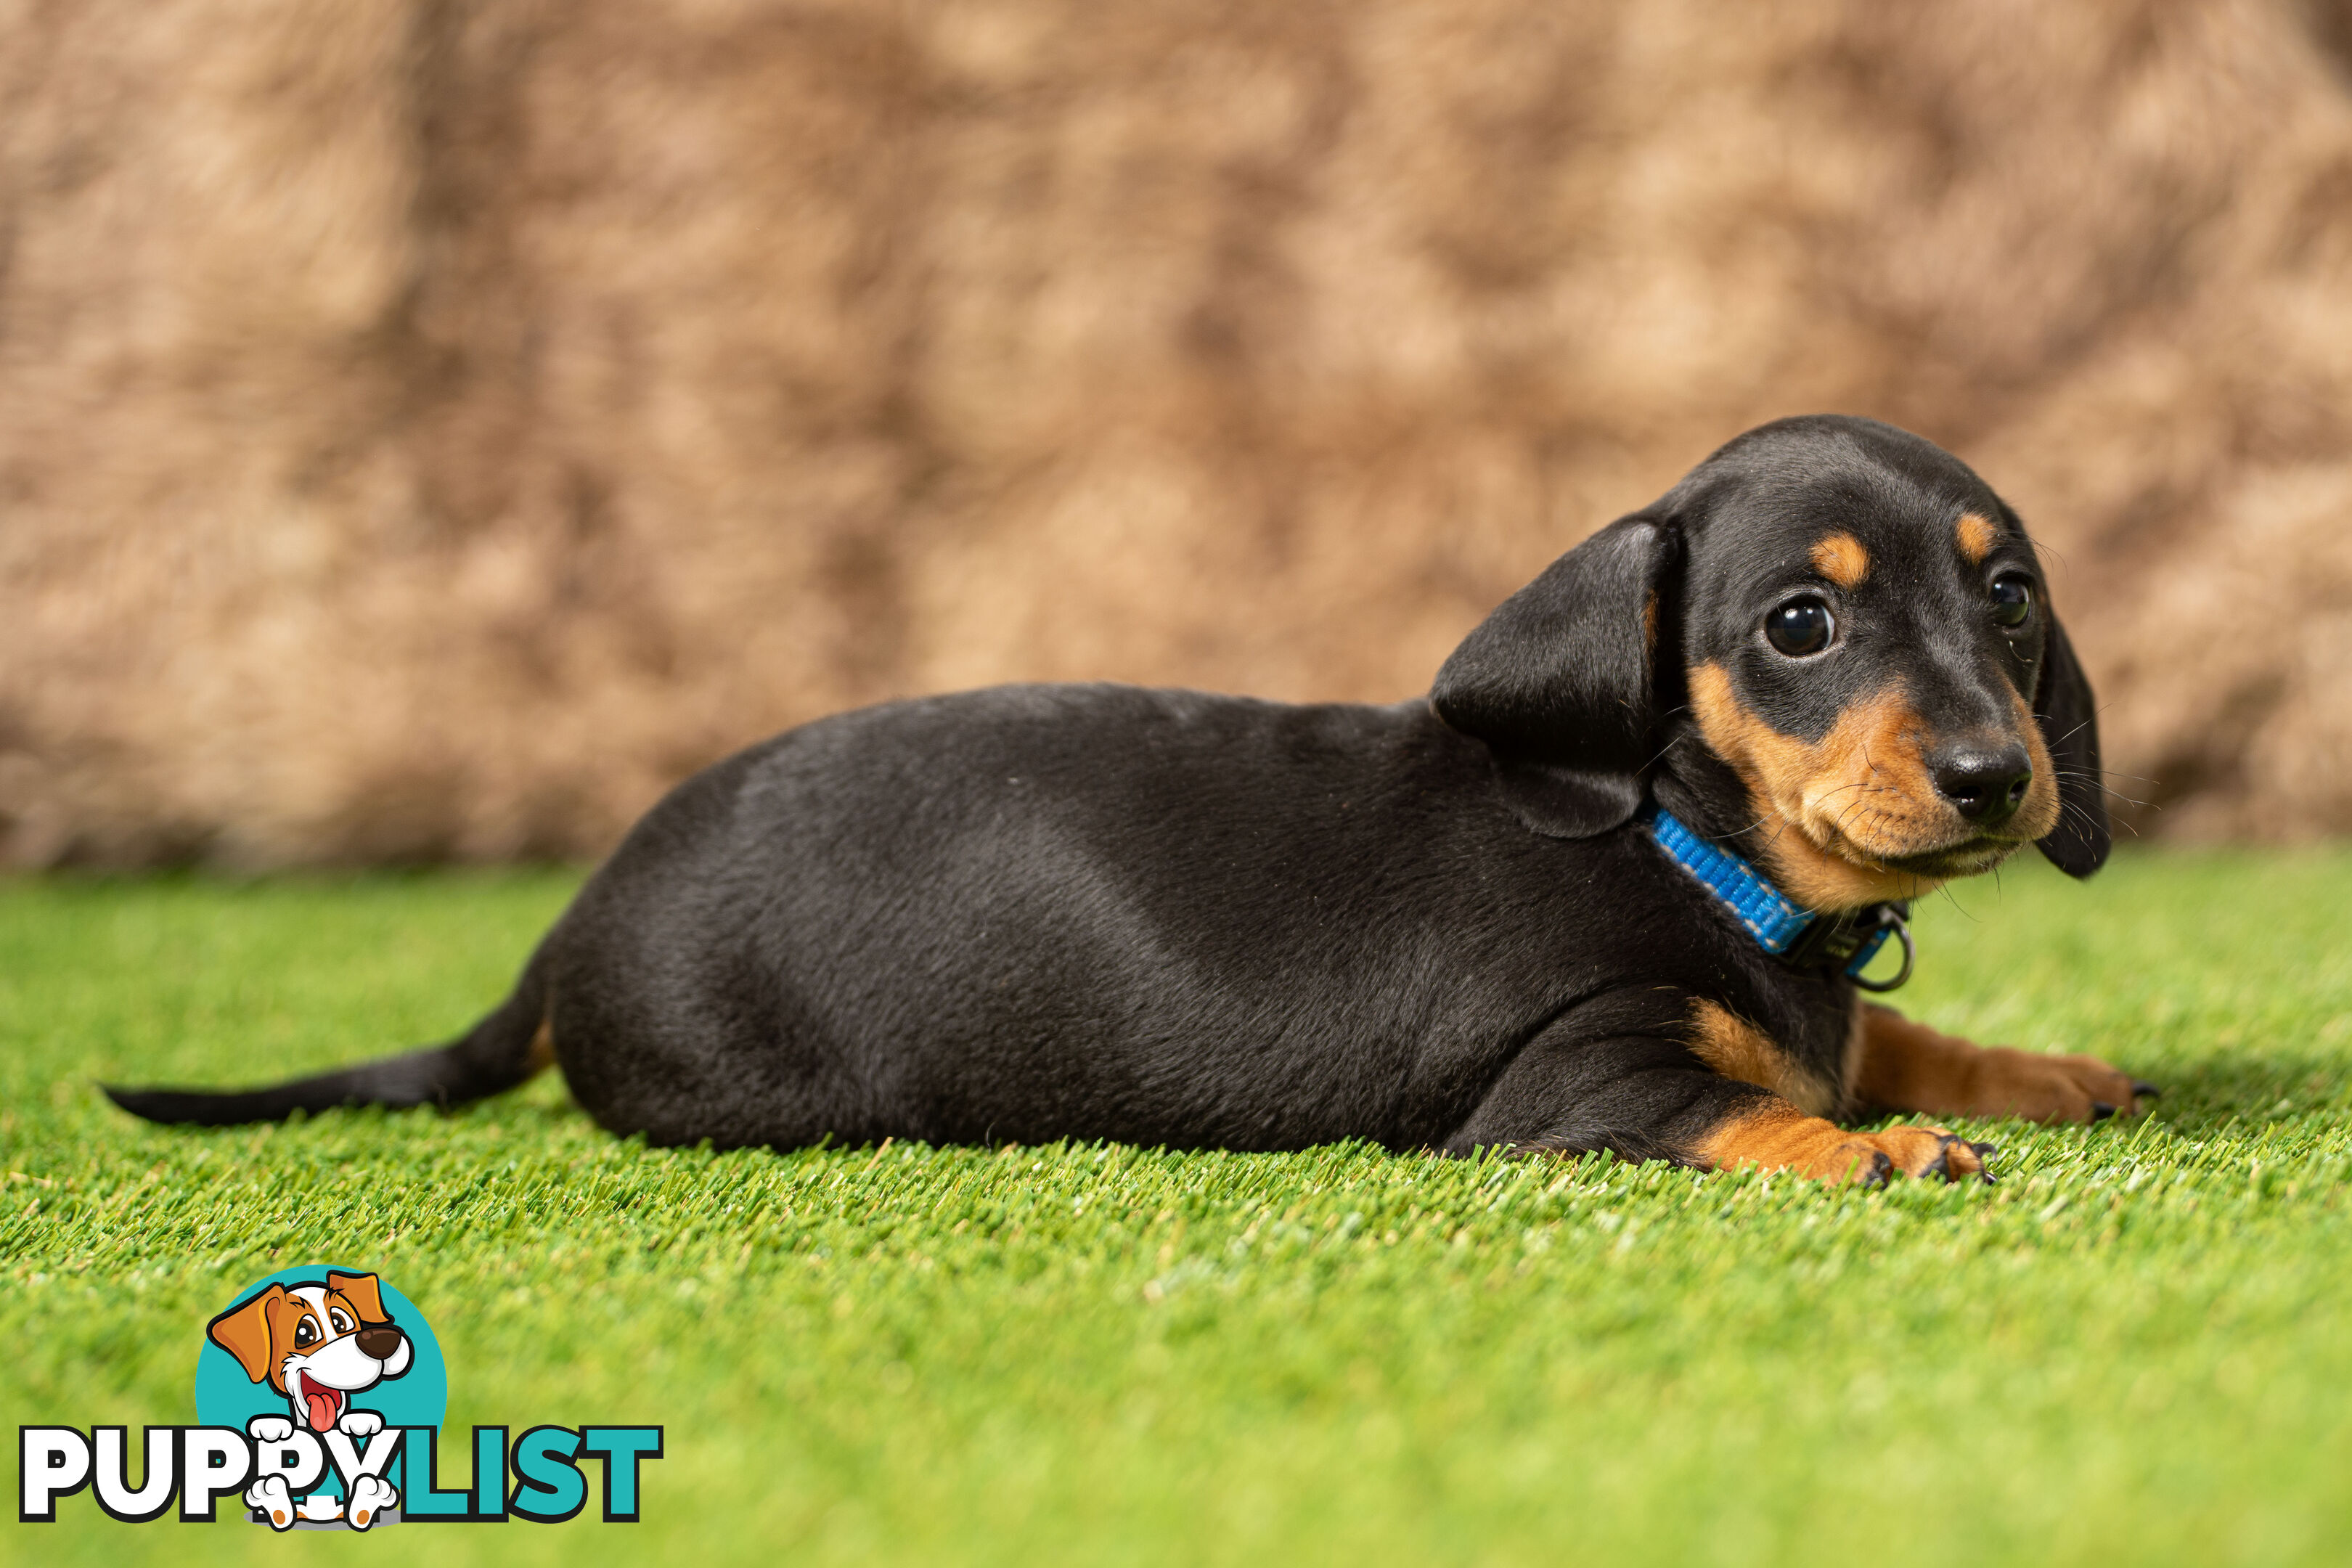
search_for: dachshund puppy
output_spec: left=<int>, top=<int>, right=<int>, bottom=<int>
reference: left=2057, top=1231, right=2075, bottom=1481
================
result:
left=110, top=415, right=2148, bottom=1183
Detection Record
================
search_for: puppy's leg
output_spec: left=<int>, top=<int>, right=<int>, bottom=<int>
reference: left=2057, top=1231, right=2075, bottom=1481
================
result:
left=245, top=1475, right=296, bottom=1532
left=1444, top=1026, right=1988, bottom=1185
left=1853, top=1003, right=2155, bottom=1124
left=346, top=1473, right=398, bottom=1530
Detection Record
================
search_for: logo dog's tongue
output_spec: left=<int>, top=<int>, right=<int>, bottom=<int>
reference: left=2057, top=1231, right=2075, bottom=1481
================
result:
left=301, top=1375, right=340, bottom=1432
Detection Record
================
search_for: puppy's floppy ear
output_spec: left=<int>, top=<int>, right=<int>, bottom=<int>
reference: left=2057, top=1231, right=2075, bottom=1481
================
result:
left=208, top=1285, right=285, bottom=1385
left=1432, top=515, right=1677, bottom=837
left=327, top=1271, right=390, bottom=1324
left=2033, top=609, right=2110, bottom=878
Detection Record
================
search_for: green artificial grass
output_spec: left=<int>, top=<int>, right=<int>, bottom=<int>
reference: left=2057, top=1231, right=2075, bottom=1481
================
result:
left=5, top=850, right=2352, bottom=1564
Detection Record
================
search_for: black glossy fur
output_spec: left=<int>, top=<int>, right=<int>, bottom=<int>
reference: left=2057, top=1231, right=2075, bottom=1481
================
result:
left=107, top=416, right=2107, bottom=1162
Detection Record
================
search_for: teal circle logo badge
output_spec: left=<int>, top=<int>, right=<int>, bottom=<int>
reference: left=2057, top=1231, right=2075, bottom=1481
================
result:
left=20, top=1264, right=660, bottom=1528
left=192, top=1266, right=447, bottom=1530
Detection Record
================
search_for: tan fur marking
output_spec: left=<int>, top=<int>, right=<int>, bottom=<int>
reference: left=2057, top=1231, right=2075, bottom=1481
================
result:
left=207, top=1286, right=284, bottom=1384
left=1809, top=531, right=1870, bottom=588
left=1853, top=1004, right=2145, bottom=1123
left=2007, top=685, right=2062, bottom=841
left=1686, top=1000, right=1839, bottom=1117
left=1956, top=512, right=1998, bottom=563
left=261, top=1294, right=321, bottom=1392
left=1697, top=1101, right=1877, bottom=1183
left=525, top=1017, right=557, bottom=1074
left=1688, top=662, right=1955, bottom=909
left=326, top=1271, right=388, bottom=1324
left=1642, top=592, right=1659, bottom=659
left=1694, top=1099, right=1987, bottom=1185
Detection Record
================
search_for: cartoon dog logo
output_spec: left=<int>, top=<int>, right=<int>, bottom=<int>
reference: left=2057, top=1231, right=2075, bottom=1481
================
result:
left=205, top=1270, right=411, bottom=1529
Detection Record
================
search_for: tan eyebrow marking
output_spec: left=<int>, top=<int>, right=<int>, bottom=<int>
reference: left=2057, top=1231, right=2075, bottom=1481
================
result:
left=1956, top=513, right=1998, bottom=563
left=1808, top=531, right=1869, bottom=588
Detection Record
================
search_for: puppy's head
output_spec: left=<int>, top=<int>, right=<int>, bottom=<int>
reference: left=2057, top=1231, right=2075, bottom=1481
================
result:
left=1434, top=415, right=2106, bottom=909
left=207, top=1271, right=413, bottom=1432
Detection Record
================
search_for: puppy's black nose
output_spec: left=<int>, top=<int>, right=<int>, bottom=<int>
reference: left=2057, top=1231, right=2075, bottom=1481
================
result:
left=1930, top=743, right=2033, bottom=825
left=355, top=1326, right=404, bottom=1362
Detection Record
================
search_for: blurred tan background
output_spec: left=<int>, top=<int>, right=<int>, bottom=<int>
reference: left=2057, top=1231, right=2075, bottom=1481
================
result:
left=4, top=0, right=2351, bottom=866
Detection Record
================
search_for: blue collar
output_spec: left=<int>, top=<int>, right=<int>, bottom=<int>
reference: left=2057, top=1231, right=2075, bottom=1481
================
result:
left=1643, top=807, right=1911, bottom=989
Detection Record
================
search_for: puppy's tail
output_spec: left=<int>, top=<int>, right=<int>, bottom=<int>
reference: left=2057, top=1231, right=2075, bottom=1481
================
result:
left=102, top=960, right=552, bottom=1128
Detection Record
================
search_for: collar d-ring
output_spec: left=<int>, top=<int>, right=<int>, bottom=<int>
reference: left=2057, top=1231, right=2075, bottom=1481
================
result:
left=1850, top=908, right=1914, bottom=993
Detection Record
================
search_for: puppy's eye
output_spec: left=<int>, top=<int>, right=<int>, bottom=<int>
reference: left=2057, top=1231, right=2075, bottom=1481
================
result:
left=329, top=1310, right=354, bottom=1334
left=1764, top=597, right=1835, bottom=657
left=293, top=1319, right=317, bottom=1347
left=1990, top=573, right=2034, bottom=629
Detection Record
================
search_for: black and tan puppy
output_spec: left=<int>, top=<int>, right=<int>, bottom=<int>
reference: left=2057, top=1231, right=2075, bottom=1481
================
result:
left=110, top=415, right=2149, bottom=1184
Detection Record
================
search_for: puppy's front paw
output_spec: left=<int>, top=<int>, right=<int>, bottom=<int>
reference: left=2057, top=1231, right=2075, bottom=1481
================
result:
left=336, top=1409, right=384, bottom=1438
left=246, top=1415, right=295, bottom=1444
left=1704, top=1104, right=1996, bottom=1187
left=1826, top=1126, right=1996, bottom=1187
left=346, top=1474, right=398, bottom=1531
left=1972, top=1047, right=2155, bottom=1124
left=245, top=1475, right=296, bottom=1532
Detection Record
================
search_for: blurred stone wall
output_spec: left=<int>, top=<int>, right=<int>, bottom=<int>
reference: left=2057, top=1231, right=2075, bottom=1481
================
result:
left=4, top=0, right=2351, bottom=865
